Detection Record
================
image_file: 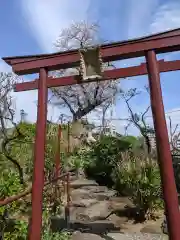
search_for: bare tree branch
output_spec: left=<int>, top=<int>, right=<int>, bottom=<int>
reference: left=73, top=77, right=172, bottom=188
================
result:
left=141, top=106, right=151, bottom=128
left=124, top=121, right=132, bottom=136
left=120, top=88, right=153, bottom=154
left=168, top=116, right=180, bottom=153
left=0, top=72, right=25, bottom=184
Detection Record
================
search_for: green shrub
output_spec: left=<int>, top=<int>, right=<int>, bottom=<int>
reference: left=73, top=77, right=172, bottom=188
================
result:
left=172, top=155, right=180, bottom=194
left=42, top=231, right=71, bottom=240
left=85, top=136, right=132, bottom=186
left=112, top=152, right=163, bottom=220
left=0, top=170, right=23, bottom=199
left=0, top=170, right=25, bottom=219
left=66, top=147, right=91, bottom=176
left=4, top=221, right=70, bottom=240
left=120, top=136, right=140, bottom=149
left=4, top=220, right=28, bottom=240
left=3, top=210, right=71, bottom=240
left=6, top=122, right=60, bottom=180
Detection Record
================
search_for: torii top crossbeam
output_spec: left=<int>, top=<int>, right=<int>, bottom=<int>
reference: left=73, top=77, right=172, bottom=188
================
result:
left=3, top=28, right=180, bottom=75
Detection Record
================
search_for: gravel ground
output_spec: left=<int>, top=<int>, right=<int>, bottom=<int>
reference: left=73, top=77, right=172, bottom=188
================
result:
left=106, top=233, right=168, bottom=240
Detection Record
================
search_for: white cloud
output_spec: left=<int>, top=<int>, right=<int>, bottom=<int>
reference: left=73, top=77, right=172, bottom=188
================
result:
left=119, top=1, right=180, bottom=135
left=127, top=0, right=160, bottom=38
left=150, top=2, right=180, bottom=34
left=0, top=59, right=11, bottom=72
left=20, top=0, right=91, bottom=53
left=14, top=0, right=92, bottom=123
left=126, top=1, right=180, bottom=38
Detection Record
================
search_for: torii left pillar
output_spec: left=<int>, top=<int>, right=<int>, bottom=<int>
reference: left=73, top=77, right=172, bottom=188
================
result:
left=28, top=68, right=48, bottom=240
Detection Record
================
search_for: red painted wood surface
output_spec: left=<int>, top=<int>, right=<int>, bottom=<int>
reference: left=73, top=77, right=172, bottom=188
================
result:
left=14, top=60, right=180, bottom=92
left=3, top=28, right=180, bottom=74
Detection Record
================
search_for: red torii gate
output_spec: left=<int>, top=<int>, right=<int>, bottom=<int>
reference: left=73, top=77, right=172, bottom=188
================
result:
left=3, top=28, right=180, bottom=240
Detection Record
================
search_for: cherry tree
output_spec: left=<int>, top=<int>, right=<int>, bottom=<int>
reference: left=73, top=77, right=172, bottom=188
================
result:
left=50, top=21, right=119, bottom=121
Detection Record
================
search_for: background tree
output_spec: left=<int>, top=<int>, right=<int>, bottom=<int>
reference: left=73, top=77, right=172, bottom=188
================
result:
left=0, top=72, right=25, bottom=184
left=120, top=87, right=155, bottom=154
left=168, top=116, right=180, bottom=154
left=93, top=97, right=115, bottom=136
left=50, top=21, right=118, bottom=121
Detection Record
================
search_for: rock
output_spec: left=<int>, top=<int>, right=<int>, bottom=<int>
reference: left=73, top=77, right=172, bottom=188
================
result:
left=95, top=190, right=116, bottom=201
left=69, top=175, right=78, bottom=182
left=68, top=206, right=86, bottom=221
left=81, top=185, right=108, bottom=192
left=141, top=224, right=162, bottom=234
left=81, top=185, right=116, bottom=200
left=72, top=199, right=98, bottom=208
left=50, top=217, right=67, bottom=232
left=70, top=179, right=98, bottom=189
left=107, top=232, right=134, bottom=240
left=72, top=232, right=104, bottom=240
left=77, top=201, right=113, bottom=221
left=71, top=189, right=92, bottom=201
left=71, top=186, right=116, bottom=202
left=50, top=218, right=119, bottom=234
left=107, top=214, right=128, bottom=227
left=69, top=220, right=118, bottom=234
left=110, top=196, right=133, bottom=207
left=110, top=200, right=128, bottom=212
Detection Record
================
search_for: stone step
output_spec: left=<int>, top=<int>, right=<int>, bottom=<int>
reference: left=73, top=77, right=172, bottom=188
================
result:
left=74, top=201, right=112, bottom=221
left=50, top=217, right=120, bottom=234
left=70, top=186, right=116, bottom=202
left=57, top=178, right=166, bottom=239
left=70, top=179, right=98, bottom=189
left=71, top=199, right=98, bottom=208
left=71, top=232, right=104, bottom=240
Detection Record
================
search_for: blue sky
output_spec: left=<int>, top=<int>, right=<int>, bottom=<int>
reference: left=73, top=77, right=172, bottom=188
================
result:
left=1, top=0, right=180, bottom=135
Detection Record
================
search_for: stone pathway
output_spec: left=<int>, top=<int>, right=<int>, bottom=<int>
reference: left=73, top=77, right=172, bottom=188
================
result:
left=71, top=232, right=168, bottom=240
left=55, top=178, right=168, bottom=240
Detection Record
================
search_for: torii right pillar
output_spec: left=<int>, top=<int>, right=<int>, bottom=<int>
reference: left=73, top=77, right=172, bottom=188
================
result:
left=146, top=50, right=180, bottom=240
